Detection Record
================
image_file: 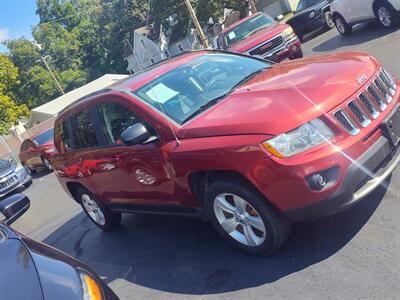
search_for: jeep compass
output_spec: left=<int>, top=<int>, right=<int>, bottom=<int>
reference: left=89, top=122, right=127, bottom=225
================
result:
left=52, top=50, right=400, bottom=255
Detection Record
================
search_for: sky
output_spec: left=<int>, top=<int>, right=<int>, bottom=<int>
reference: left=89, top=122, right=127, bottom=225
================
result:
left=0, top=0, right=39, bottom=52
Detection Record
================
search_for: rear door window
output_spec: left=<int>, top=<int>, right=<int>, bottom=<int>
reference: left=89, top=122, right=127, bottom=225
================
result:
left=73, top=109, right=100, bottom=149
left=96, top=102, right=140, bottom=145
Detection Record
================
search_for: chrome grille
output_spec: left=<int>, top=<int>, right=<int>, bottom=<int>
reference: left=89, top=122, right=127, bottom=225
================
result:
left=248, top=35, right=283, bottom=56
left=333, top=109, right=360, bottom=135
left=333, top=72, right=396, bottom=135
left=347, top=100, right=370, bottom=127
left=374, top=77, right=392, bottom=103
left=367, top=84, right=387, bottom=111
left=359, top=92, right=379, bottom=119
left=0, top=175, right=17, bottom=190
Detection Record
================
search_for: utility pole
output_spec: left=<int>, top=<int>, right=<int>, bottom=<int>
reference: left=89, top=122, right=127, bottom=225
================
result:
left=39, top=55, right=65, bottom=94
left=32, top=41, right=65, bottom=95
left=183, top=0, right=209, bottom=48
left=249, top=0, right=257, bottom=14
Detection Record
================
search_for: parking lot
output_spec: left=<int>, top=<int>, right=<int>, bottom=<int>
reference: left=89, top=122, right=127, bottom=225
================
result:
left=13, top=23, right=400, bottom=300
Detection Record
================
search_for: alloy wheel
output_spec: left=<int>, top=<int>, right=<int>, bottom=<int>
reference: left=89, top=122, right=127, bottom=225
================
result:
left=335, top=18, right=345, bottom=34
left=213, top=193, right=266, bottom=247
left=325, top=12, right=335, bottom=28
left=81, top=194, right=106, bottom=226
left=43, top=157, right=53, bottom=171
left=378, top=6, right=392, bottom=27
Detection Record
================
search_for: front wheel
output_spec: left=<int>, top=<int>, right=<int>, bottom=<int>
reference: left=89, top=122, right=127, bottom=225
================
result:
left=41, top=157, right=53, bottom=171
left=375, top=2, right=400, bottom=28
left=324, top=11, right=335, bottom=29
left=77, top=188, right=121, bottom=231
left=334, top=14, right=352, bottom=36
left=206, top=179, right=291, bottom=255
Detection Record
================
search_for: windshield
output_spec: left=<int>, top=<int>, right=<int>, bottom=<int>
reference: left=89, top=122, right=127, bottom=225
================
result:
left=223, top=14, right=274, bottom=47
left=296, top=0, right=322, bottom=12
left=33, top=128, right=54, bottom=145
left=133, top=53, right=270, bottom=124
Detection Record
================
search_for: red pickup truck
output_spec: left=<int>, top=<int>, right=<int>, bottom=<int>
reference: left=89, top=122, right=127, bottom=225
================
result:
left=214, top=12, right=303, bottom=62
left=52, top=50, right=399, bottom=255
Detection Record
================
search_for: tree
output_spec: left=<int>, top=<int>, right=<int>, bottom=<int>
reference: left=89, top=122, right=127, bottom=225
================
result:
left=0, top=54, right=29, bottom=134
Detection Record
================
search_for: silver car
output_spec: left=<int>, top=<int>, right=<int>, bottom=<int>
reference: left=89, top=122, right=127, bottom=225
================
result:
left=0, top=158, right=32, bottom=198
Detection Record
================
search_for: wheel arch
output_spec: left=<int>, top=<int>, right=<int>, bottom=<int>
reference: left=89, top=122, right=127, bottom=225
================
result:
left=65, top=181, right=86, bottom=203
left=373, top=0, right=393, bottom=12
left=188, top=170, right=280, bottom=216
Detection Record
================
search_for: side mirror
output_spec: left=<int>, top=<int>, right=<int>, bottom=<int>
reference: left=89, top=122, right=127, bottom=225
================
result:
left=120, top=123, right=155, bottom=146
left=0, top=194, right=30, bottom=225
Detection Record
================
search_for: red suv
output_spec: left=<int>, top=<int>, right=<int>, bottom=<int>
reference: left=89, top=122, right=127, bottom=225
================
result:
left=215, top=12, right=303, bottom=62
left=53, top=51, right=399, bottom=255
left=19, top=128, right=55, bottom=174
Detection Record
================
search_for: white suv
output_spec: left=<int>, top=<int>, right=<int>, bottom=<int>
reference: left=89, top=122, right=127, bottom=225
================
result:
left=331, top=0, right=400, bottom=35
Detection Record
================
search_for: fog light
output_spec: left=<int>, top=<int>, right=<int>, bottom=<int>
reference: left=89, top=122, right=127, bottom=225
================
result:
left=307, top=166, right=339, bottom=191
left=314, top=174, right=326, bottom=187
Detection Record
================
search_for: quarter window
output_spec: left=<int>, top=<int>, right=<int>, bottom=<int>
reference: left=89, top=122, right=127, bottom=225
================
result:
left=96, top=102, right=139, bottom=145
left=73, top=110, right=99, bottom=149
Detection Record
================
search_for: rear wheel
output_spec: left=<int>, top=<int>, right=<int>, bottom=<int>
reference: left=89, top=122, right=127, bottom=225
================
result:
left=334, top=14, right=352, bottom=36
left=23, top=163, right=35, bottom=175
left=77, top=188, right=121, bottom=231
left=206, top=178, right=291, bottom=255
left=374, top=2, right=400, bottom=28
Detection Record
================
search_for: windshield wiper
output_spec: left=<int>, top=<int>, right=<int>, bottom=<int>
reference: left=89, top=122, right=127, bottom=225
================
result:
left=181, top=68, right=267, bottom=124
left=181, top=94, right=229, bottom=124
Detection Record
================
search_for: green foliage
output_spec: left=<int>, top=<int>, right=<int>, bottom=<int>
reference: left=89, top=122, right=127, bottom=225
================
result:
left=3, top=0, right=250, bottom=113
left=0, top=54, right=29, bottom=134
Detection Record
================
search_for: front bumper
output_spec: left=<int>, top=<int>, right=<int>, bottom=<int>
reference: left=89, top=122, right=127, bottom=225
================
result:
left=0, top=169, right=32, bottom=199
left=285, top=135, right=400, bottom=222
left=248, top=36, right=302, bottom=62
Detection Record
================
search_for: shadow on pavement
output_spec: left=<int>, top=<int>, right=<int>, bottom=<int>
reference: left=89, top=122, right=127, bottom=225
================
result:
left=312, top=22, right=398, bottom=52
left=31, top=169, right=52, bottom=180
left=43, top=180, right=389, bottom=295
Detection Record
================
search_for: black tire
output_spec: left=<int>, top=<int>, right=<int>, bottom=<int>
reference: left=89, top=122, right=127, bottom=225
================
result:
left=206, top=178, right=291, bottom=256
left=23, top=163, right=35, bottom=175
left=77, top=187, right=121, bottom=231
left=334, top=14, right=352, bottom=36
left=41, top=156, right=53, bottom=171
left=324, top=11, right=335, bottom=29
left=374, top=1, right=400, bottom=28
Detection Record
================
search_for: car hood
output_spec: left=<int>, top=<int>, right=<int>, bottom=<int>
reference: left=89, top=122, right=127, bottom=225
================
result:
left=179, top=52, right=379, bottom=138
left=228, top=23, right=290, bottom=53
left=0, top=233, right=44, bottom=300
left=0, top=163, right=15, bottom=177
left=288, top=1, right=329, bottom=21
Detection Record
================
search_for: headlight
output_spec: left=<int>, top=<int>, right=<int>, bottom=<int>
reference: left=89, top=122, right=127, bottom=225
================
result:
left=262, top=118, right=335, bottom=158
left=80, top=272, right=103, bottom=300
left=282, top=27, right=296, bottom=40
left=309, top=11, right=316, bottom=18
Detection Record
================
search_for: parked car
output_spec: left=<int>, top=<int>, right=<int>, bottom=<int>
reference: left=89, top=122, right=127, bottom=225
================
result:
left=331, top=0, right=400, bottom=35
left=286, top=0, right=334, bottom=41
left=0, top=193, right=119, bottom=300
left=19, top=128, right=55, bottom=174
left=52, top=50, right=399, bottom=255
left=0, top=157, right=31, bottom=198
left=214, top=12, right=303, bottom=62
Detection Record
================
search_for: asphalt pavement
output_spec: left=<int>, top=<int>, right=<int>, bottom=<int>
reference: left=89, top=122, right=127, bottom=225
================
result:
left=13, top=22, right=400, bottom=300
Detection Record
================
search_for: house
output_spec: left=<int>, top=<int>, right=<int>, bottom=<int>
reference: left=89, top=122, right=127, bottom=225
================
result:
left=124, top=26, right=201, bottom=74
left=257, top=0, right=299, bottom=17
